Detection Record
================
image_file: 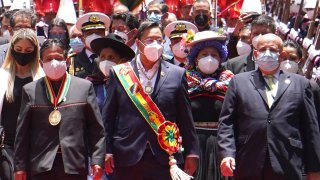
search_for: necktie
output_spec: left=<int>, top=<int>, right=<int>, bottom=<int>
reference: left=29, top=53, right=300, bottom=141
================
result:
left=266, top=75, right=275, bottom=107
left=90, top=54, right=98, bottom=63
left=179, top=63, right=185, bottom=67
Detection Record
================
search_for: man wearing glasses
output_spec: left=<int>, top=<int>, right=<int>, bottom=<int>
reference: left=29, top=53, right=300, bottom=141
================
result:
left=0, top=9, right=36, bottom=66
left=102, top=21, right=199, bottom=179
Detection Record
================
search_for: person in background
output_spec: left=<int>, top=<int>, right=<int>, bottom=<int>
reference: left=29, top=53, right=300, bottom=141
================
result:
left=0, top=10, right=16, bottom=44
left=68, top=12, right=110, bottom=79
left=226, top=15, right=276, bottom=74
left=0, top=28, right=44, bottom=180
left=112, top=3, right=129, bottom=14
left=68, top=25, right=84, bottom=54
left=163, top=20, right=198, bottom=66
left=279, top=40, right=304, bottom=74
left=88, top=33, right=135, bottom=111
left=186, top=30, right=234, bottom=180
left=110, top=12, right=139, bottom=53
left=14, top=39, right=105, bottom=180
left=236, top=24, right=252, bottom=56
left=179, top=0, right=193, bottom=22
left=191, top=0, right=212, bottom=32
left=0, top=9, right=37, bottom=66
left=161, top=12, right=178, bottom=60
left=47, top=18, right=70, bottom=50
left=146, top=0, right=164, bottom=23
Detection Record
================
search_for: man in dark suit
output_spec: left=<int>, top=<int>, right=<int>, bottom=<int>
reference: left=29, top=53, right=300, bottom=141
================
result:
left=102, top=21, right=199, bottom=179
left=226, top=15, right=276, bottom=74
left=14, top=39, right=105, bottom=180
left=217, top=33, right=320, bottom=180
left=68, top=12, right=110, bottom=79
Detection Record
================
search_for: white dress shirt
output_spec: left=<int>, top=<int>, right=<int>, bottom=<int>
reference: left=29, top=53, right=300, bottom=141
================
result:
left=136, top=54, right=160, bottom=91
left=85, top=49, right=95, bottom=63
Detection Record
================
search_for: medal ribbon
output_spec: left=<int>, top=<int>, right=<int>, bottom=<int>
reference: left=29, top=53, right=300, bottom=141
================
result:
left=44, top=73, right=71, bottom=107
left=113, top=63, right=181, bottom=154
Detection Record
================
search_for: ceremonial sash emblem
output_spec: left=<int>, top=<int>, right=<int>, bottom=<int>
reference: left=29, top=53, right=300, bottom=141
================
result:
left=113, top=63, right=181, bottom=154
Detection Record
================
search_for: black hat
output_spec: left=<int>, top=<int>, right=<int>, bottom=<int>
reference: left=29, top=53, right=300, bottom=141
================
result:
left=91, top=33, right=135, bottom=60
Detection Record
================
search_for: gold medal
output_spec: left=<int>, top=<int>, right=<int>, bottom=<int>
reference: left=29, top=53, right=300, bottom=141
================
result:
left=49, top=109, right=61, bottom=126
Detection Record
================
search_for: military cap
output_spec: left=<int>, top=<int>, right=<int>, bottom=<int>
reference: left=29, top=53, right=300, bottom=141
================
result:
left=76, top=12, right=110, bottom=32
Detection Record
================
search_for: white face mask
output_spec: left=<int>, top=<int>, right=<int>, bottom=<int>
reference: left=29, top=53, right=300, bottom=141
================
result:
left=99, top=60, right=117, bottom=77
left=43, top=59, right=67, bottom=80
left=85, top=33, right=102, bottom=49
left=197, top=56, right=220, bottom=74
left=256, top=49, right=280, bottom=72
left=306, top=10, right=314, bottom=19
left=280, top=60, right=299, bottom=73
left=143, top=41, right=163, bottom=62
left=252, top=34, right=262, bottom=50
left=2, top=29, right=11, bottom=41
left=290, top=4, right=299, bottom=14
left=172, top=42, right=188, bottom=59
left=236, top=41, right=252, bottom=56
left=114, top=30, right=128, bottom=43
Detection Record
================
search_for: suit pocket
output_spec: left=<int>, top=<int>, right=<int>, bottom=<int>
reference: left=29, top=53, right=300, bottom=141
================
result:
left=288, top=137, right=303, bottom=149
left=237, top=135, right=248, bottom=145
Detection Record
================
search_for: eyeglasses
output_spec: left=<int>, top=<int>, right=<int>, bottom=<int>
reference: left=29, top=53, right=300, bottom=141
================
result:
left=142, top=38, right=163, bottom=45
left=147, top=10, right=161, bottom=15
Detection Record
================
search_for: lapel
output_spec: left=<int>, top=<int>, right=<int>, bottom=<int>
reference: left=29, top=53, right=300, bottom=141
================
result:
left=244, top=51, right=255, bottom=72
left=273, top=72, right=291, bottom=104
left=130, top=59, right=139, bottom=80
left=152, top=60, right=170, bottom=98
left=167, top=57, right=174, bottom=65
left=249, top=70, right=268, bottom=107
left=76, top=49, right=93, bottom=73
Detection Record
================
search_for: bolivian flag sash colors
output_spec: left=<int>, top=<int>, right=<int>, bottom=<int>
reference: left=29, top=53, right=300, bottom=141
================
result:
left=113, top=62, right=181, bottom=155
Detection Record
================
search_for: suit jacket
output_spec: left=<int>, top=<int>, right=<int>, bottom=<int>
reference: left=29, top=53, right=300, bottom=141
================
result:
left=217, top=70, right=320, bottom=179
left=14, top=76, right=105, bottom=176
left=102, top=59, right=199, bottom=167
left=226, top=51, right=255, bottom=75
left=71, top=49, right=98, bottom=79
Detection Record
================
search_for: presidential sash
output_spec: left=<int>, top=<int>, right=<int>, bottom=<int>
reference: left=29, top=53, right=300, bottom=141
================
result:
left=113, top=62, right=182, bottom=154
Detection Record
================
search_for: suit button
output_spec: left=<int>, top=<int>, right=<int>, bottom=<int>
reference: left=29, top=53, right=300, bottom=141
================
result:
left=267, top=119, right=271, bottom=123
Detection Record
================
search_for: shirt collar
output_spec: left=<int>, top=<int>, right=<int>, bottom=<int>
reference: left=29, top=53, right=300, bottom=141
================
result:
left=85, top=49, right=94, bottom=59
left=262, top=68, right=281, bottom=80
left=136, top=54, right=160, bottom=73
left=173, top=58, right=185, bottom=66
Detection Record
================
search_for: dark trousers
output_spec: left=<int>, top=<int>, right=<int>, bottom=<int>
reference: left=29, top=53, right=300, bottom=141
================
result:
left=235, top=153, right=286, bottom=180
left=114, top=148, right=171, bottom=180
left=32, top=154, right=87, bottom=180
left=0, top=146, right=13, bottom=180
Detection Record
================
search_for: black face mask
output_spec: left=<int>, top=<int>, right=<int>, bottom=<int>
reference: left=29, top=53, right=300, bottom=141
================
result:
left=195, top=13, right=209, bottom=27
left=12, top=50, right=36, bottom=66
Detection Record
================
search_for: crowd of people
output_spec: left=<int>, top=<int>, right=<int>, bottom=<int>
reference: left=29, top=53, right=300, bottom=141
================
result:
left=0, top=0, right=320, bottom=180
